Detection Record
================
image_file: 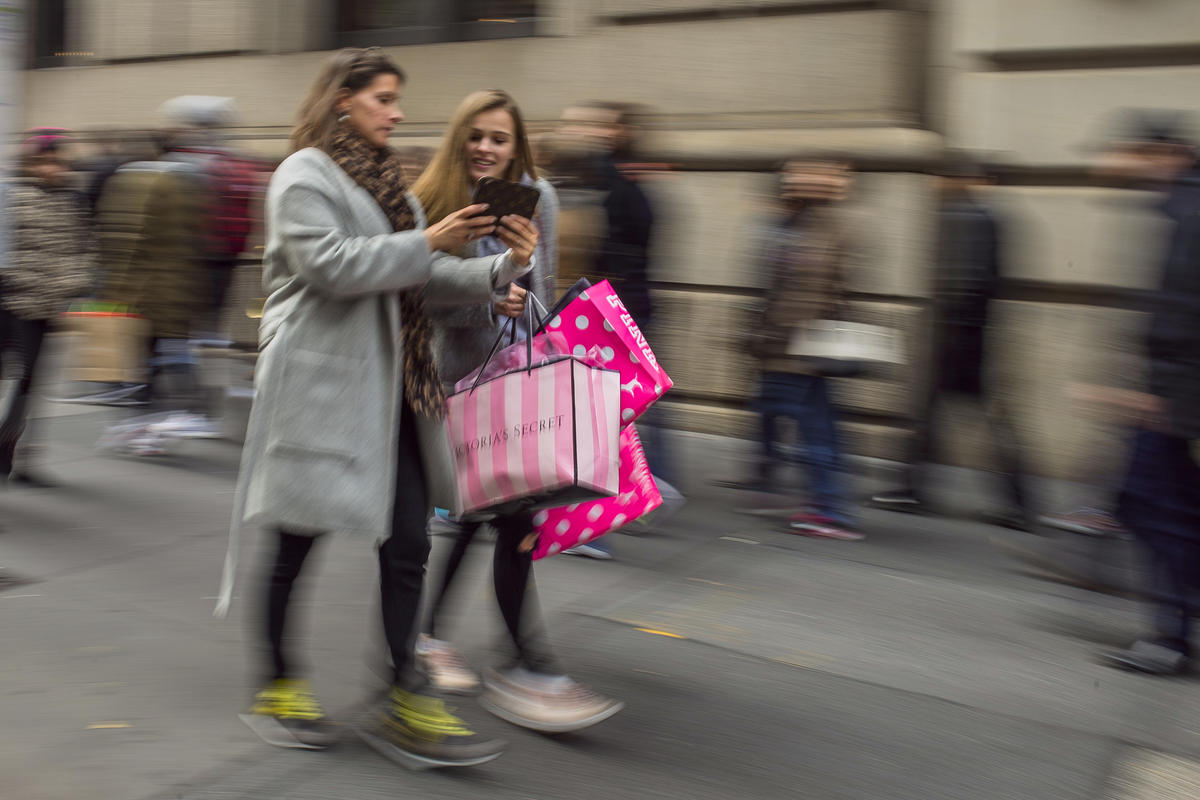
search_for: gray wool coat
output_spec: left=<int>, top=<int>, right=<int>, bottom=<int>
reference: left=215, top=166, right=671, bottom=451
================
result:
left=216, top=147, right=529, bottom=615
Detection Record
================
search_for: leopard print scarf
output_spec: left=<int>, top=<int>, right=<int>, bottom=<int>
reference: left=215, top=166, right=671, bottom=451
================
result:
left=327, top=125, right=445, bottom=419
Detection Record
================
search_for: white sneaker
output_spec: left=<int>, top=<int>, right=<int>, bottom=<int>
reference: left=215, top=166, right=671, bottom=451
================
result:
left=480, top=667, right=623, bottom=733
left=415, top=635, right=480, bottom=695
left=128, top=433, right=169, bottom=456
left=147, top=412, right=221, bottom=439
left=563, top=544, right=613, bottom=560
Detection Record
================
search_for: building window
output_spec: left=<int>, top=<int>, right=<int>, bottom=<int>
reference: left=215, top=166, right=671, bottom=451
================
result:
left=336, top=1, right=539, bottom=47
left=30, top=0, right=68, bottom=68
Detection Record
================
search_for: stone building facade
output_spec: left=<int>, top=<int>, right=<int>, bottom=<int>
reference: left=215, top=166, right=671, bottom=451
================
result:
left=16, top=0, right=1200, bottom=479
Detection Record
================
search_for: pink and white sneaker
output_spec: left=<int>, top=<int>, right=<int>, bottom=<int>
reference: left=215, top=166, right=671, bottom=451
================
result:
left=787, top=512, right=865, bottom=541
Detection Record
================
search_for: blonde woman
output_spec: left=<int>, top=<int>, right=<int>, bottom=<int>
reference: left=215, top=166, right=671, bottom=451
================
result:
left=412, top=89, right=622, bottom=733
left=221, top=49, right=537, bottom=767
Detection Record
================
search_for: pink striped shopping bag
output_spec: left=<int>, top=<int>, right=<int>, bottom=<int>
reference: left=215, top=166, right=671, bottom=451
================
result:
left=445, top=357, right=621, bottom=516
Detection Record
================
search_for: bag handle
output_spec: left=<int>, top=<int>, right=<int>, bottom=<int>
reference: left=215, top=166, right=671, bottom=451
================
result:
left=465, top=288, right=555, bottom=395
left=532, top=277, right=590, bottom=337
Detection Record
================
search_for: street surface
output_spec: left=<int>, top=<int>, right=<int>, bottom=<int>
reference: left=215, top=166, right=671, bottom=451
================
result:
left=4, top=389, right=1200, bottom=799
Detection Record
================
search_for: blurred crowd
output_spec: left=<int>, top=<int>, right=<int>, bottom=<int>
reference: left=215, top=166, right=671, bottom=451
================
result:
left=2, top=46, right=1199, bottom=768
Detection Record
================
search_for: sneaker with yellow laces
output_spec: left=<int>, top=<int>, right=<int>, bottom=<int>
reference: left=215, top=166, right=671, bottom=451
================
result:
left=239, top=678, right=339, bottom=750
left=355, top=686, right=505, bottom=770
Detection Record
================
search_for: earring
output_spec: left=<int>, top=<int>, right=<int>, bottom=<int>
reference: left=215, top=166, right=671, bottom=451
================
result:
left=337, top=110, right=349, bottom=123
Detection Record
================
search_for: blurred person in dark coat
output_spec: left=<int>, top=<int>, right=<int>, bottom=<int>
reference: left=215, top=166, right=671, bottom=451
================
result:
left=93, top=114, right=211, bottom=436
left=156, top=96, right=264, bottom=337
left=0, top=131, right=94, bottom=485
left=1092, top=113, right=1200, bottom=675
left=745, top=159, right=862, bottom=541
left=558, top=103, right=682, bottom=556
left=870, top=154, right=1033, bottom=530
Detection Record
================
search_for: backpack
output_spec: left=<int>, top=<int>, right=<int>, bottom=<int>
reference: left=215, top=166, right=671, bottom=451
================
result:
left=195, top=151, right=261, bottom=260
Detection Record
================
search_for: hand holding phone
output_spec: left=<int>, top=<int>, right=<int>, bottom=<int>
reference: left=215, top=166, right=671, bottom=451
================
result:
left=472, top=176, right=541, bottom=222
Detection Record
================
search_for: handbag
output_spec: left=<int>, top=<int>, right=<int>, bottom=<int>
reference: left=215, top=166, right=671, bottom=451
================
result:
left=786, top=319, right=905, bottom=378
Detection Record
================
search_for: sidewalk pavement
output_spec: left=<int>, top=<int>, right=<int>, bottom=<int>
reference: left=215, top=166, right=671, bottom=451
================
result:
left=3, top=388, right=1200, bottom=798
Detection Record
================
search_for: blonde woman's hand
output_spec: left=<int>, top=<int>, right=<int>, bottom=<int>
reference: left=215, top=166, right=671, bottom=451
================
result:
left=494, top=284, right=528, bottom=319
left=496, top=215, right=538, bottom=267
left=423, top=203, right=496, bottom=253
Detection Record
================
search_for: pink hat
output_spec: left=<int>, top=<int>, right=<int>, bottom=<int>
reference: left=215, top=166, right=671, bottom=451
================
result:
left=23, top=127, right=70, bottom=156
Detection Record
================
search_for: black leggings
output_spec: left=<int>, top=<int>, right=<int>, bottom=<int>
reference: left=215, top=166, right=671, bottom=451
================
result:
left=0, top=311, right=49, bottom=475
left=263, top=399, right=431, bottom=688
left=424, top=512, right=558, bottom=675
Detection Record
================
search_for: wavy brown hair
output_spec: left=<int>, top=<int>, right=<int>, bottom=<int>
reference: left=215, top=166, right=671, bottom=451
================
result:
left=411, top=89, right=538, bottom=225
left=290, top=48, right=406, bottom=154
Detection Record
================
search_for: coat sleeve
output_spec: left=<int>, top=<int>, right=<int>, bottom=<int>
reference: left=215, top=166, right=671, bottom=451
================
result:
left=422, top=249, right=532, bottom=308
left=271, top=157, right=435, bottom=298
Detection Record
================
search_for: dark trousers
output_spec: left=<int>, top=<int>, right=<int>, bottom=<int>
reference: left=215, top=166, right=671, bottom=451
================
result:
left=0, top=310, right=50, bottom=476
left=423, top=511, right=558, bottom=674
left=756, top=371, right=849, bottom=524
left=903, top=388, right=1030, bottom=514
left=1118, top=430, right=1200, bottom=656
left=263, top=399, right=431, bottom=688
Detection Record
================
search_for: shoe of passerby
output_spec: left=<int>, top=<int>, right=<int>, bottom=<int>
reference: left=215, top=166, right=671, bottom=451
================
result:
left=980, top=509, right=1036, bottom=533
left=52, top=382, right=150, bottom=407
left=1039, top=507, right=1128, bottom=538
left=1100, top=640, right=1189, bottom=676
left=788, top=512, right=865, bottom=541
left=480, top=667, right=623, bottom=733
left=355, top=686, right=505, bottom=769
left=98, top=415, right=172, bottom=456
left=146, top=412, right=221, bottom=439
left=8, top=469, right=58, bottom=488
left=868, top=490, right=926, bottom=513
left=563, top=543, right=613, bottom=560
left=239, top=678, right=340, bottom=750
left=128, top=432, right=169, bottom=456
left=416, top=634, right=481, bottom=695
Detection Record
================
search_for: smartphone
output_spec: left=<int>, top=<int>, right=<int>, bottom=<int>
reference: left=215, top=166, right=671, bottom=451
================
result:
left=472, top=176, right=541, bottom=222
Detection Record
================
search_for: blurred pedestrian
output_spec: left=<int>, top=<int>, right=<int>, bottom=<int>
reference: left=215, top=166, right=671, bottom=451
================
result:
left=77, top=128, right=130, bottom=227
left=559, top=101, right=681, bottom=556
left=1093, top=114, right=1200, bottom=675
left=412, top=89, right=622, bottom=732
left=870, top=153, right=1034, bottom=531
left=91, top=117, right=213, bottom=446
left=538, top=129, right=606, bottom=296
left=0, top=131, right=94, bottom=486
left=745, top=158, right=862, bottom=541
left=217, top=49, right=531, bottom=766
left=156, top=96, right=264, bottom=340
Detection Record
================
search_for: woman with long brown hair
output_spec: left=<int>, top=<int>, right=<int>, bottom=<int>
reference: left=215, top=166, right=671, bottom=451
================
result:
left=412, top=89, right=623, bottom=733
left=218, top=49, right=537, bottom=768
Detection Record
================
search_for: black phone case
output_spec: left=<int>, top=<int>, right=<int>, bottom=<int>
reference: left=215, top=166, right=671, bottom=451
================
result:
left=472, top=176, right=541, bottom=221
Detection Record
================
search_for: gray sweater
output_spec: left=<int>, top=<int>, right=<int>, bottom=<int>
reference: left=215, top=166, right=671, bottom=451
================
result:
left=433, top=177, right=559, bottom=385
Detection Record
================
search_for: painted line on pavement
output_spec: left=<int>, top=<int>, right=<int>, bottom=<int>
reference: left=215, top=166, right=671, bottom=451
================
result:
left=635, top=627, right=687, bottom=639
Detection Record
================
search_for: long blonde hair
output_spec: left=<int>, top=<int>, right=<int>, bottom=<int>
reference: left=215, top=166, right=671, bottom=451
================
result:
left=290, top=48, right=405, bottom=154
left=412, top=89, right=539, bottom=225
